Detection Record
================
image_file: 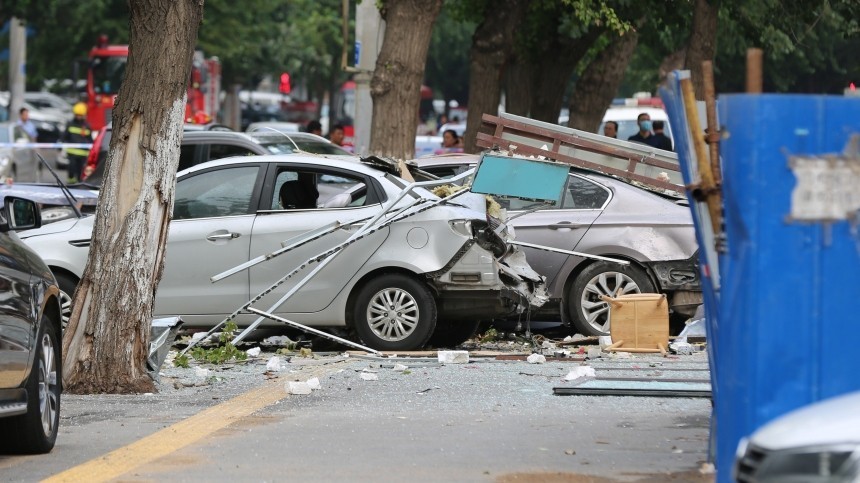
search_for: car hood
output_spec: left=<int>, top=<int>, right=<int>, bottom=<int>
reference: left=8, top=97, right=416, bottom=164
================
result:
left=750, top=391, right=860, bottom=450
left=18, top=216, right=89, bottom=239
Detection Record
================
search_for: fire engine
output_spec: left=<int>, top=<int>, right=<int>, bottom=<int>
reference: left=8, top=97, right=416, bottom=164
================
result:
left=85, top=35, right=221, bottom=130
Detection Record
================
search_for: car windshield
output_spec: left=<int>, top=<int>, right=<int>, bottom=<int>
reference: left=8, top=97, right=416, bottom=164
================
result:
left=260, top=139, right=351, bottom=156
left=91, top=56, right=127, bottom=95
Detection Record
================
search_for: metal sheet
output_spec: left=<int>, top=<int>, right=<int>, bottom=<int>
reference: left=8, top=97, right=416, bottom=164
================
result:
left=471, top=154, right=569, bottom=203
left=554, top=378, right=711, bottom=397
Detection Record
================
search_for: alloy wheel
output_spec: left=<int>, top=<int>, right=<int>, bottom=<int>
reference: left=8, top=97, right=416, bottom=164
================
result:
left=366, top=288, right=420, bottom=342
left=580, top=272, right=641, bottom=333
left=38, top=332, right=58, bottom=437
left=59, top=291, right=72, bottom=330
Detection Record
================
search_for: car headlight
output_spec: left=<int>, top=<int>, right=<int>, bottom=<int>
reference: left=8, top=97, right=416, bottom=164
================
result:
left=737, top=443, right=860, bottom=483
left=448, top=219, right=472, bottom=237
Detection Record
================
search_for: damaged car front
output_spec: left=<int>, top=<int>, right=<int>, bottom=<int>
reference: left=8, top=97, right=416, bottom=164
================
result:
left=370, top=177, right=547, bottom=347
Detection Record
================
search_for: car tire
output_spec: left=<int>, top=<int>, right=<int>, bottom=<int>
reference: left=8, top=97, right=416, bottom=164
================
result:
left=428, top=319, right=481, bottom=349
left=353, top=274, right=436, bottom=351
left=568, top=261, right=656, bottom=336
left=0, top=314, right=61, bottom=454
left=54, top=273, right=78, bottom=330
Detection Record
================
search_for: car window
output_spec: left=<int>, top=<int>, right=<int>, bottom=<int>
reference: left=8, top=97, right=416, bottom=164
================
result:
left=178, top=144, right=197, bottom=171
left=0, top=127, right=8, bottom=143
left=421, top=165, right=461, bottom=179
left=270, top=169, right=368, bottom=210
left=562, top=175, right=610, bottom=209
left=208, top=143, right=257, bottom=161
left=503, top=174, right=609, bottom=211
left=174, top=166, right=259, bottom=220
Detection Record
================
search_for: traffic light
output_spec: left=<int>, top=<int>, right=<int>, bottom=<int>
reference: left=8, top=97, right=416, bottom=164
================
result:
left=279, top=72, right=291, bottom=94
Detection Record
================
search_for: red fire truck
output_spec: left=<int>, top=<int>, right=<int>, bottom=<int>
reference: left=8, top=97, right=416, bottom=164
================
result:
left=85, top=36, right=221, bottom=130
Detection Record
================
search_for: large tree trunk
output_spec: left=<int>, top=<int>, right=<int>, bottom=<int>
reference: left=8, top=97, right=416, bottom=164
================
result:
left=567, top=28, right=640, bottom=133
left=369, top=0, right=442, bottom=159
left=684, top=0, right=720, bottom=99
left=529, top=28, right=603, bottom=123
left=62, top=0, right=203, bottom=394
left=462, top=0, right=525, bottom=153
left=504, top=54, right=532, bottom=116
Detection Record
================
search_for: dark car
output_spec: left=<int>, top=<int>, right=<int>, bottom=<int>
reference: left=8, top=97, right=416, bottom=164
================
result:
left=0, top=196, right=62, bottom=454
left=82, top=126, right=351, bottom=188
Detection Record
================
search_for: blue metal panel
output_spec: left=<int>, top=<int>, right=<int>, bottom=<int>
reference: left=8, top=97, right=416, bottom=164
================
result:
left=716, top=94, right=860, bottom=480
left=471, top=154, right=569, bottom=203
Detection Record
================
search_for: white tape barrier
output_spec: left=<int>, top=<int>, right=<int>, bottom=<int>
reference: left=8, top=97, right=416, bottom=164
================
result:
left=0, top=142, right=94, bottom=149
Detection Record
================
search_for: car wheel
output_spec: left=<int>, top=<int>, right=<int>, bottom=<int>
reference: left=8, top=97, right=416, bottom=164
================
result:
left=55, top=273, right=78, bottom=330
left=353, top=274, right=436, bottom=351
left=0, top=315, right=61, bottom=454
left=428, top=319, right=481, bottom=349
left=568, top=261, right=655, bottom=336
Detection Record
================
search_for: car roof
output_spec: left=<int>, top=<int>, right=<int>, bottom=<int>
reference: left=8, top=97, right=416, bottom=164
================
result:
left=178, top=154, right=384, bottom=179
left=602, top=106, right=668, bottom=122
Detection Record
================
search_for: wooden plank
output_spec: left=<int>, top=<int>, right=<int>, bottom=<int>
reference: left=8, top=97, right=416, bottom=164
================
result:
left=480, top=114, right=683, bottom=173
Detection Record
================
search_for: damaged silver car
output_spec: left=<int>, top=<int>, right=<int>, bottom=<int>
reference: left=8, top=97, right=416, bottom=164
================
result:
left=20, top=155, right=546, bottom=351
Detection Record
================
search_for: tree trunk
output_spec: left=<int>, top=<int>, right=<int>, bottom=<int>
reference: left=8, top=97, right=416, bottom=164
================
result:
left=684, top=0, right=720, bottom=99
left=369, top=0, right=442, bottom=160
left=462, top=0, right=526, bottom=153
left=529, top=28, right=603, bottom=123
left=567, top=28, right=640, bottom=133
left=504, top=54, right=532, bottom=116
left=62, top=0, right=203, bottom=394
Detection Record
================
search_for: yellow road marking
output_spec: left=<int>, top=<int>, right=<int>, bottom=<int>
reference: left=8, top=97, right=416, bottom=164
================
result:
left=43, top=363, right=343, bottom=483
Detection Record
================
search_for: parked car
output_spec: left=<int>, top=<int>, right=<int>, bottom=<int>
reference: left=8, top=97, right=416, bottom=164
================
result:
left=246, top=121, right=302, bottom=134
left=0, top=93, right=65, bottom=144
left=23, top=92, right=73, bottom=122
left=0, top=122, right=41, bottom=182
left=413, top=154, right=701, bottom=335
left=734, top=390, right=860, bottom=482
left=82, top=127, right=352, bottom=187
left=0, top=196, right=62, bottom=454
left=21, top=155, right=546, bottom=350
left=0, top=183, right=99, bottom=224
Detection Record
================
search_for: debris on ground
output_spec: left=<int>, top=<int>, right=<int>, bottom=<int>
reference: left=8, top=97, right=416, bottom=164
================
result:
left=438, top=350, right=470, bottom=364
left=306, top=377, right=321, bottom=390
left=527, top=354, right=546, bottom=364
left=246, top=347, right=262, bottom=357
left=563, top=366, right=596, bottom=381
left=261, top=335, right=295, bottom=347
left=286, top=381, right=313, bottom=395
left=393, top=363, right=409, bottom=372
left=360, top=372, right=379, bottom=381
left=266, top=356, right=283, bottom=372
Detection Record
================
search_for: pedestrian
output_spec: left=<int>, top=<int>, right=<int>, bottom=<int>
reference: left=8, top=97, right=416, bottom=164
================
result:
left=435, top=129, right=464, bottom=154
left=603, top=121, right=618, bottom=139
left=627, top=112, right=656, bottom=147
left=306, top=120, right=322, bottom=137
left=61, top=103, right=93, bottom=183
left=16, top=107, right=38, bottom=141
left=436, top=114, right=449, bottom=133
left=650, top=120, right=673, bottom=151
left=328, top=124, right=345, bottom=146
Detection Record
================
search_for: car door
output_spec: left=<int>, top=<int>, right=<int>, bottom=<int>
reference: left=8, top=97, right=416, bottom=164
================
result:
left=509, top=174, right=610, bottom=286
left=248, top=164, right=388, bottom=314
left=153, top=164, right=265, bottom=324
left=0, top=231, right=37, bottom=387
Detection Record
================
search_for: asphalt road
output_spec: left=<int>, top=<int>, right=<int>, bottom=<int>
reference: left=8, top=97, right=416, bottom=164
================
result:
left=0, top=349, right=713, bottom=482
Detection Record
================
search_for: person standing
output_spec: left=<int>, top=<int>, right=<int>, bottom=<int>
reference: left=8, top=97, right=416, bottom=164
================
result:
left=306, top=120, right=322, bottom=136
left=16, top=107, right=38, bottom=141
left=603, top=121, right=618, bottom=138
left=627, top=112, right=655, bottom=146
left=650, top=120, right=673, bottom=151
left=62, top=103, right=93, bottom=182
left=328, top=124, right=345, bottom=146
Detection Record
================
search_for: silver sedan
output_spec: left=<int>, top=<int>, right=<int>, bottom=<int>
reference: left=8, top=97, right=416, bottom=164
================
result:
left=21, top=155, right=546, bottom=350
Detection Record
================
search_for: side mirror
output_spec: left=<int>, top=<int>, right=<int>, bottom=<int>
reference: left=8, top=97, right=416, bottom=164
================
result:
left=1, top=196, right=42, bottom=232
